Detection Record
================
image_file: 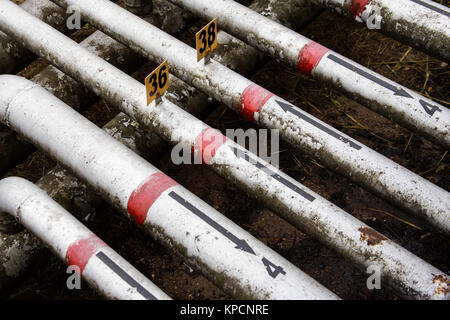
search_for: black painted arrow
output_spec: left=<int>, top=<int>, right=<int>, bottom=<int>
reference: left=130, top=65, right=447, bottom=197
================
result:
left=327, top=54, right=413, bottom=98
left=410, top=0, right=450, bottom=17
left=275, top=100, right=362, bottom=150
left=229, top=146, right=316, bottom=202
left=96, top=251, right=158, bottom=300
left=419, top=99, right=442, bottom=116
left=169, top=191, right=256, bottom=255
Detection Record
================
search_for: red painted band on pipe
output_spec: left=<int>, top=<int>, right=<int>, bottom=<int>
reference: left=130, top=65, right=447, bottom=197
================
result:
left=65, top=234, right=107, bottom=275
left=194, top=128, right=227, bottom=165
left=350, top=0, right=371, bottom=19
left=127, top=172, right=178, bottom=225
left=240, top=84, right=275, bottom=121
left=297, top=41, right=329, bottom=74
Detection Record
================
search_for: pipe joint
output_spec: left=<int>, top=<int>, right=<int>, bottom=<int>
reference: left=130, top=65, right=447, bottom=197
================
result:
left=0, top=75, right=37, bottom=125
left=0, top=176, right=42, bottom=223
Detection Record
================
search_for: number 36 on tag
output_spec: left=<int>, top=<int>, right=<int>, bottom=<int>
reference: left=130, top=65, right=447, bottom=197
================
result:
left=145, top=60, right=169, bottom=105
left=196, top=18, right=218, bottom=62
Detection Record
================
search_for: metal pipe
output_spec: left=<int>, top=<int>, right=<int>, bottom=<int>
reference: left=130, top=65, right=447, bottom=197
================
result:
left=308, top=0, right=450, bottom=62
left=0, top=176, right=171, bottom=300
left=167, top=0, right=450, bottom=149
left=44, top=0, right=450, bottom=234
left=1, top=2, right=447, bottom=299
left=0, top=0, right=66, bottom=74
left=0, top=74, right=339, bottom=300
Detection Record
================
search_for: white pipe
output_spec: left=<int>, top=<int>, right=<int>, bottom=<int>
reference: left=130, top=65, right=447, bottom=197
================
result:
left=310, top=0, right=450, bottom=62
left=43, top=0, right=450, bottom=234
left=0, top=176, right=171, bottom=300
left=167, top=0, right=450, bottom=149
left=0, top=1, right=447, bottom=299
left=0, top=74, right=339, bottom=300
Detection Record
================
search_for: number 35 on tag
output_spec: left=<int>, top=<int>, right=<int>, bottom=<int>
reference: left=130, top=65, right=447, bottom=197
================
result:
left=196, top=18, right=218, bottom=62
left=145, top=60, right=169, bottom=105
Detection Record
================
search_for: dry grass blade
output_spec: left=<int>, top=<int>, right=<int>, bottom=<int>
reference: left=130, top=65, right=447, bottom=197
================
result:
left=103, top=100, right=111, bottom=113
left=342, top=111, right=392, bottom=144
left=403, top=133, right=413, bottom=153
left=419, top=150, right=448, bottom=176
left=393, top=47, right=412, bottom=72
left=368, top=208, right=422, bottom=230
left=422, top=56, right=430, bottom=92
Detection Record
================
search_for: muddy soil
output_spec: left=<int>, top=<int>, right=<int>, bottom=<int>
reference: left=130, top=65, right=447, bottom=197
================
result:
left=2, top=0, right=449, bottom=300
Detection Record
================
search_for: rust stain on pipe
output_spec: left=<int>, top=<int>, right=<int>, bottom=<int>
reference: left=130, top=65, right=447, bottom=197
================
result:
left=358, top=227, right=388, bottom=246
left=432, top=274, right=449, bottom=296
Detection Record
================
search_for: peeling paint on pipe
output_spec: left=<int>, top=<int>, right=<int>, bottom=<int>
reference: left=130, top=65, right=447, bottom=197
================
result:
left=310, top=0, right=450, bottom=62
left=0, top=0, right=66, bottom=74
left=0, top=176, right=171, bottom=300
left=1, top=1, right=448, bottom=299
left=0, top=75, right=339, bottom=300
left=44, top=0, right=450, bottom=234
left=167, top=0, right=450, bottom=149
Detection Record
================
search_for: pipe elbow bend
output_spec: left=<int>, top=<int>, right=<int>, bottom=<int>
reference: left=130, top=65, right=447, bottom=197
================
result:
left=0, top=176, right=42, bottom=219
left=0, top=75, right=36, bottom=121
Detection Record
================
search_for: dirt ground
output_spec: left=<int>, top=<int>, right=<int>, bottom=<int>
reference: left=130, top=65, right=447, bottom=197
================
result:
left=3, top=0, right=449, bottom=300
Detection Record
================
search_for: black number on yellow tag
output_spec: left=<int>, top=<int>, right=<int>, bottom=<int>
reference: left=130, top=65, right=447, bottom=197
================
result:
left=196, top=18, right=218, bottom=62
left=145, top=60, right=169, bottom=105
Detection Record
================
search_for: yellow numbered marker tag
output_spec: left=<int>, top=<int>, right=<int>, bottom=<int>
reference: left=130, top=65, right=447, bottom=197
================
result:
left=145, top=60, right=169, bottom=105
left=195, top=18, right=218, bottom=62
